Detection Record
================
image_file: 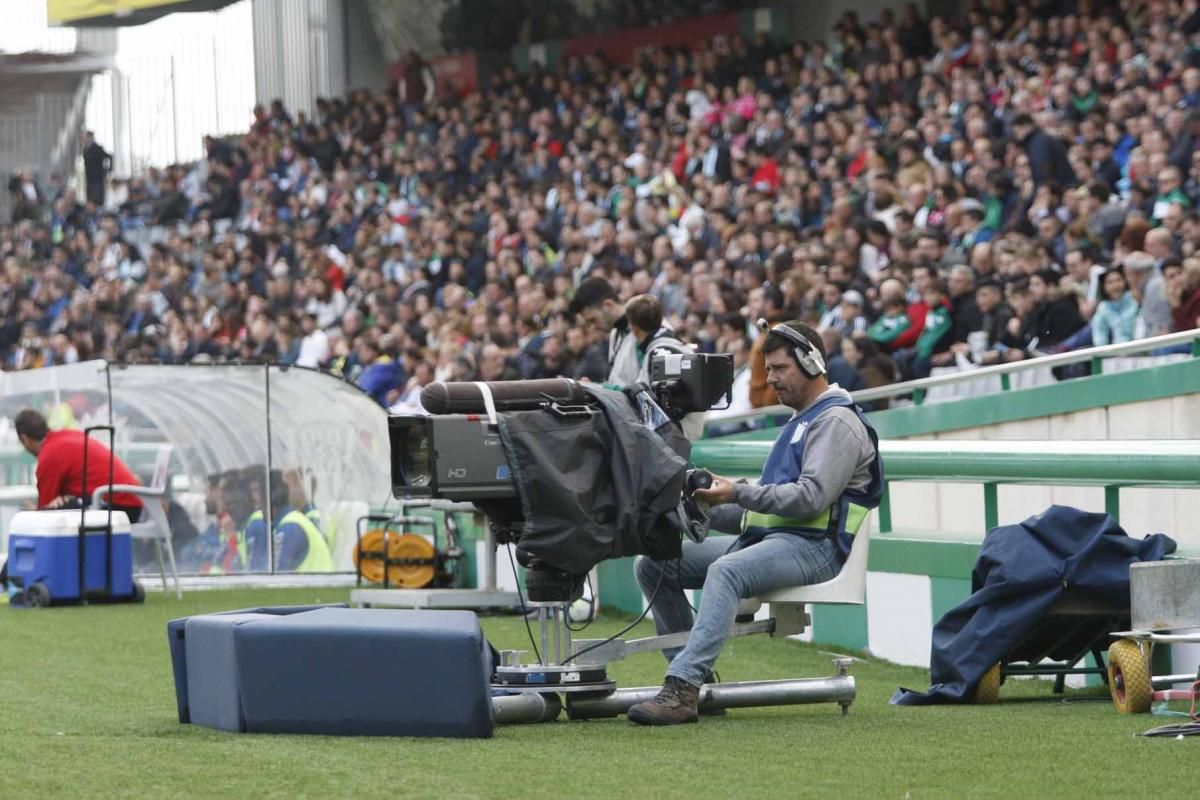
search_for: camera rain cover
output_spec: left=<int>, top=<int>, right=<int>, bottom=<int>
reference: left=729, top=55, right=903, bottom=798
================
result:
left=495, top=384, right=688, bottom=575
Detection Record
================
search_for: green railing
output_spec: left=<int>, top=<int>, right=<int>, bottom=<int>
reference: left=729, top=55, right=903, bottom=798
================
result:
left=708, top=328, right=1200, bottom=433
left=691, top=438, right=1199, bottom=535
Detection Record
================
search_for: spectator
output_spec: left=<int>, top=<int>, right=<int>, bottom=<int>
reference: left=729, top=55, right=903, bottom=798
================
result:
left=1170, top=258, right=1200, bottom=332
left=902, top=279, right=954, bottom=379
left=355, top=339, right=408, bottom=406
left=866, top=293, right=912, bottom=352
left=957, top=279, right=1019, bottom=365
left=81, top=131, right=112, bottom=208
left=1022, top=270, right=1086, bottom=352
left=843, top=333, right=899, bottom=409
left=1012, top=114, right=1075, bottom=189
left=1140, top=231, right=1176, bottom=335
left=398, top=51, right=437, bottom=114
left=746, top=283, right=786, bottom=408
left=821, top=289, right=868, bottom=338
left=1091, top=267, right=1140, bottom=346
left=947, top=264, right=982, bottom=344
left=819, top=328, right=863, bottom=393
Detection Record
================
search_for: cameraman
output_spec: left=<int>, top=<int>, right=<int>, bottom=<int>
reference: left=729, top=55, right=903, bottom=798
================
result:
left=628, top=320, right=882, bottom=726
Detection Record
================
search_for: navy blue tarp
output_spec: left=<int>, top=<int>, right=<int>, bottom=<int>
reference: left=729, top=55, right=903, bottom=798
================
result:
left=892, top=505, right=1175, bottom=705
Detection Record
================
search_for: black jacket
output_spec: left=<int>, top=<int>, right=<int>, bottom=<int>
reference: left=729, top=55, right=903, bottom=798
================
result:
left=1022, top=295, right=1085, bottom=348
left=1024, top=130, right=1076, bottom=188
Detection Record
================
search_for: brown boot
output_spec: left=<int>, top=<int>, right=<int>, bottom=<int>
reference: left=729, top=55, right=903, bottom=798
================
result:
left=627, top=676, right=700, bottom=725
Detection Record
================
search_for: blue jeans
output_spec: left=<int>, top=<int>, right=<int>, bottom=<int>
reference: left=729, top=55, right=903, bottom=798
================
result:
left=1151, top=343, right=1194, bottom=355
left=1052, top=326, right=1093, bottom=352
left=635, top=533, right=840, bottom=686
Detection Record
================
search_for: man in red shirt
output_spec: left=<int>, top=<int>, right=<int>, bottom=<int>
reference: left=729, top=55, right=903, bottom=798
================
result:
left=14, top=409, right=144, bottom=522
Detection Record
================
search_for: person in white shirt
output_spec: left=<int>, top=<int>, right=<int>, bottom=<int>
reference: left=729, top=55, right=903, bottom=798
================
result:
left=296, top=312, right=330, bottom=368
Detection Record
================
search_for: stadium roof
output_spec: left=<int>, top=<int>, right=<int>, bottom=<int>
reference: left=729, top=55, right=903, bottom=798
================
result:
left=48, top=0, right=239, bottom=28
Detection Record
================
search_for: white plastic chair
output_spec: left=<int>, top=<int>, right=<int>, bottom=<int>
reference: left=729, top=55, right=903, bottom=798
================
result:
left=740, top=517, right=873, bottom=634
left=92, top=444, right=182, bottom=600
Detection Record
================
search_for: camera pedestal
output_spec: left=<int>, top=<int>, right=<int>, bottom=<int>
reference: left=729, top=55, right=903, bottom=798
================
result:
left=492, top=601, right=617, bottom=696
left=490, top=598, right=858, bottom=723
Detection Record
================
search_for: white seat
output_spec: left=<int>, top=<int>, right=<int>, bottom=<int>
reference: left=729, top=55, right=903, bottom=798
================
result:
left=760, top=519, right=871, bottom=606
left=736, top=517, right=874, bottom=629
left=92, top=444, right=181, bottom=600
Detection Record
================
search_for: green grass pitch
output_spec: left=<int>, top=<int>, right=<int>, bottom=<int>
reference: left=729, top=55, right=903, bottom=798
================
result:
left=0, top=588, right=1190, bottom=798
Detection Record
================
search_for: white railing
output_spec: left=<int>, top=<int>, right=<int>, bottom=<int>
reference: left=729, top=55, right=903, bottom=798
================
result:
left=708, top=328, right=1200, bottom=429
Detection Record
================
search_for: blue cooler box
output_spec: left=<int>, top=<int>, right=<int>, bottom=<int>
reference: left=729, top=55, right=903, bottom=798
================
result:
left=6, top=510, right=133, bottom=604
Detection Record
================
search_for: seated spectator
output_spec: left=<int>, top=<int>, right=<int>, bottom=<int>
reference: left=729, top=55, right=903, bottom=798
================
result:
left=355, top=339, right=407, bottom=406
left=1170, top=258, right=1200, bottom=332
left=897, top=280, right=954, bottom=379
left=956, top=279, right=1021, bottom=365
left=819, top=328, right=863, bottom=393
left=866, top=294, right=912, bottom=352
left=1091, top=267, right=1140, bottom=346
left=1022, top=270, right=1087, bottom=353
left=821, top=289, right=868, bottom=338
left=842, top=333, right=899, bottom=410
left=947, top=264, right=981, bottom=344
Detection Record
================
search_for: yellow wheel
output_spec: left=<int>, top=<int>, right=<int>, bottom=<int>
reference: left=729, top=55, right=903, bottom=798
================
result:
left=973, top=663, right=1001, bottom=704
left=354, top=531, right=436, bottom=588
left=1107, top=639, right=1152, bottom=714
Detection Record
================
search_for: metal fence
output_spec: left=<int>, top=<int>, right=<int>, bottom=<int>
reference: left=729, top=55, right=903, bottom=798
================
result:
left=0, top=87, right=87, bottom=223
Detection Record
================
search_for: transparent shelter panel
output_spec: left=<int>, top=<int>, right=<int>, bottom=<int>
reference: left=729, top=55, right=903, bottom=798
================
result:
left=266, top=367, right=390, bottom=575
left=109, top=364, right=272, bottom=577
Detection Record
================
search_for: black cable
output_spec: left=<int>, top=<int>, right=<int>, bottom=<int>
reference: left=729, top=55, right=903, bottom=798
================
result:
left=506, top=544, right=542, bottom=664
left=570, top=562, right=667, bottom=663
left=564, top=571, right=596, bottom=633
left=1141, top=721, right=1200, bottom=737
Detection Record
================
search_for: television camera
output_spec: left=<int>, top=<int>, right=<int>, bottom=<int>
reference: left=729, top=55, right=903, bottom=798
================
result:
left=384, top=350, right=862, bottom=723
left=389, top=351, right=732, bottom=504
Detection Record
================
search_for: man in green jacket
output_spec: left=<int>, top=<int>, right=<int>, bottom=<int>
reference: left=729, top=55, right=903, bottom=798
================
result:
left=912, top=282, right=955, bottom=378
left=866, top=296, right=912, bottom=352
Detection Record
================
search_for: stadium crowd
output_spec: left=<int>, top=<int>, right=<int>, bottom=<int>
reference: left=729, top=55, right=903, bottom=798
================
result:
left=5, top=0, right=1200, bottom=420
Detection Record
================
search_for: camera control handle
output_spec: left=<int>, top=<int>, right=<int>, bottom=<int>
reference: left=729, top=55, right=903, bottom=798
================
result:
left=686, top=469, right=714, bottom=494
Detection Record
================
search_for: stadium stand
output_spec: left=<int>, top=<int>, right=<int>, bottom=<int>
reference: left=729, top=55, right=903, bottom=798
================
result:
left=3, top=0, right=1200, bottom=418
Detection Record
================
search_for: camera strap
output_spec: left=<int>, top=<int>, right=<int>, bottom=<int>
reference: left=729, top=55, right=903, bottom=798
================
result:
left=472, top=381, right=499, bottom=425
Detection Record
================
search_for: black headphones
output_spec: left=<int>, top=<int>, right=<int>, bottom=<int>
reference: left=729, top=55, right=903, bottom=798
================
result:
left=757, top=318, right=827, bottom=378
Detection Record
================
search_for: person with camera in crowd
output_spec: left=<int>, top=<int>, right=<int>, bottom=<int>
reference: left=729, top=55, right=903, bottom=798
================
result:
left=627, top=320, right=882, bottom=725
left=568, top=276, right=705, bottom=437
